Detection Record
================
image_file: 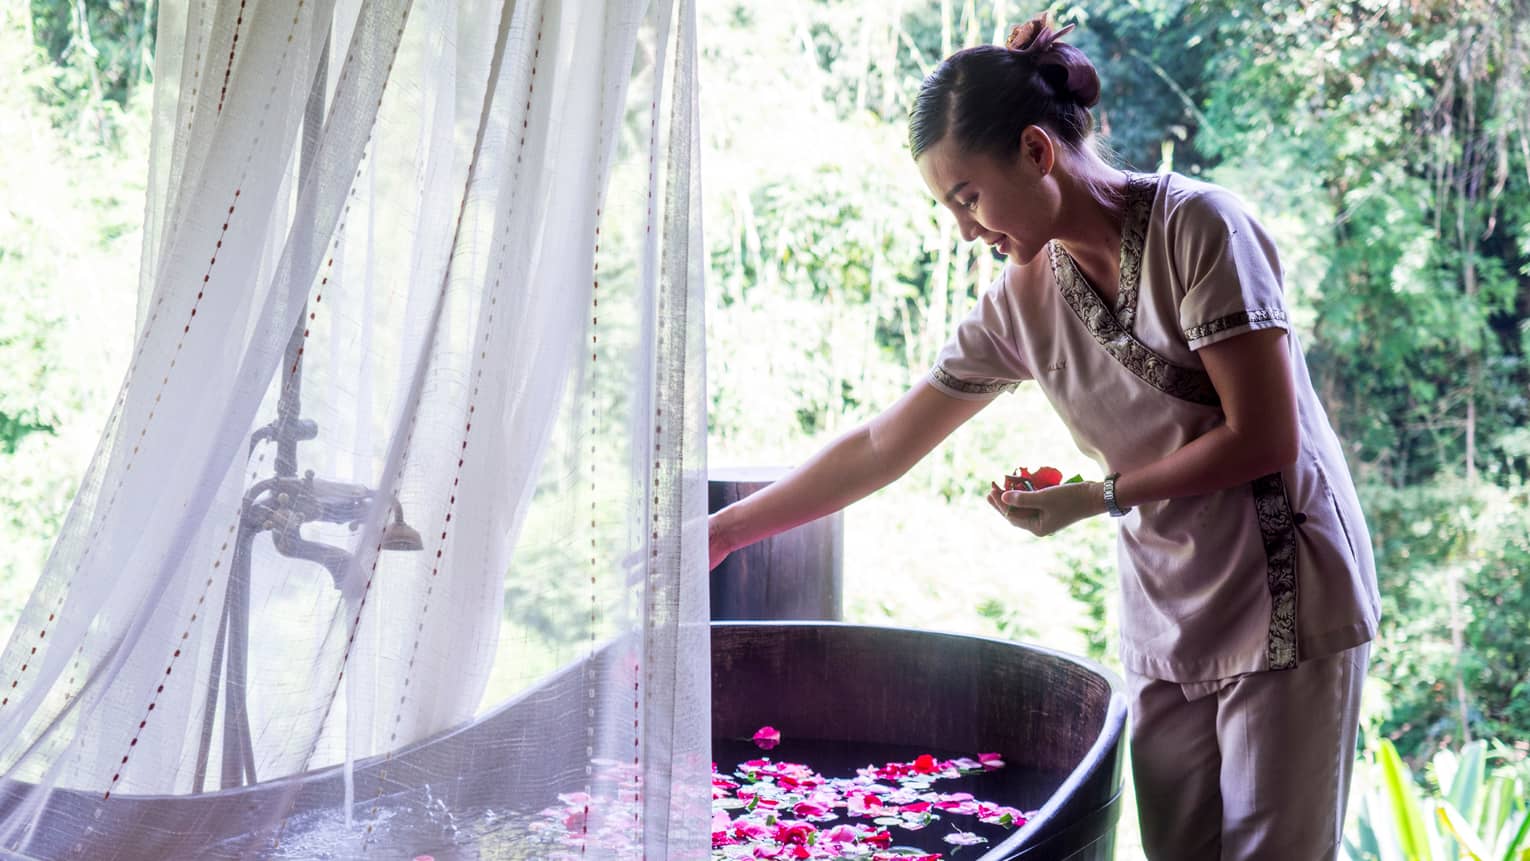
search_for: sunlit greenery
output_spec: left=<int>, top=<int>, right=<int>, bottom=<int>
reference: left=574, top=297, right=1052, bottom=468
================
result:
left=702, top=0, right=1530, bottom=754
left=0, top=2, right=141, bottom=627
left=698, top=1, right=1530, bottom=856
left=1345, top=737, right=1530, bottom=861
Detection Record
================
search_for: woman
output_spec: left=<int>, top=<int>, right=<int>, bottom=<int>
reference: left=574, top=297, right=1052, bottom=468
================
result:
left=707, top=14, right=1380, bottom=861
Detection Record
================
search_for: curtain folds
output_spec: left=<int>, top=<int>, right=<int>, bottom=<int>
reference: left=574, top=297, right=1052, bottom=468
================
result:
left=0, top=0, right=709, bottom=856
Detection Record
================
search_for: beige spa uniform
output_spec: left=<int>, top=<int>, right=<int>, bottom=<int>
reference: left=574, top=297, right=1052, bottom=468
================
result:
left=928, top=172, right=1381, bottom=859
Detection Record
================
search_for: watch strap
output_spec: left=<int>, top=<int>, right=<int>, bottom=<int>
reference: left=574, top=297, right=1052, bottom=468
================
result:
left=1103, top=473, right=1132, bottom=518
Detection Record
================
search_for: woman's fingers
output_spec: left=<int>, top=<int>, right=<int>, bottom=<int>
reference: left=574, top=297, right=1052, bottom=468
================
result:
left=986, top=482, right=1008, bottom=516
left=1002, top=504, right=1044, bottom=534
left=987, top=483, right=1055, bottom=534
left=987, top=482, right=1045, bottom=532
left=989, top=495, right=1009, bottom=518
left=997, top=489, right=1033, bottom=529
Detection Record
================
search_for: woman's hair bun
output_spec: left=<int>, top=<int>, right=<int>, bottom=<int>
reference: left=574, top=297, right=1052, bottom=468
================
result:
left=1004, top=15, right=1100, bottom=109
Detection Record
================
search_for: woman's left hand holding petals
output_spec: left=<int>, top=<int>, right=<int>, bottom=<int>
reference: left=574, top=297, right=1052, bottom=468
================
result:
left=999, top=481, right=1106, bottom=537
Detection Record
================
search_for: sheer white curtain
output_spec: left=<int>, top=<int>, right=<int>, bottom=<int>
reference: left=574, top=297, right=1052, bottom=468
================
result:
left=0, top=0, right=709, bottom=856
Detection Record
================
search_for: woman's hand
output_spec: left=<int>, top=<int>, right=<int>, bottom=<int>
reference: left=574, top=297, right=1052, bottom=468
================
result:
left=988, top=480, right=1106, bottom=536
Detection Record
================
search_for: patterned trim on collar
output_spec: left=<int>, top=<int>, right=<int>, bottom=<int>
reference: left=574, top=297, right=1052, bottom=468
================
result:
left=1113, top=172, right=1157, bottom=330
left=1252, top=472, right=1299, bottom=671
left=1184, top=307, right=1289, bottom=344
left=929, top=364, right=1020, bottom=396
left=1049, top=241, right=1223, bottom=407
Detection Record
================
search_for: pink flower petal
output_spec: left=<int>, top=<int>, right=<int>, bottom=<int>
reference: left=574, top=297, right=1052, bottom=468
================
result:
left=939, top=792, right=975, bottom=802
left=792, top=800, right=833, bottom=819
left=752, top=726, right=781, bottom=750
left=822, top=824, right=859, bottom=843
left=734, top=819, right=769, bottom=840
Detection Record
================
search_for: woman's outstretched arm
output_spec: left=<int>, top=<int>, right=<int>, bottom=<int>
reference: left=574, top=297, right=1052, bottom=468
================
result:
left=709, top=382, right=992, bottom=569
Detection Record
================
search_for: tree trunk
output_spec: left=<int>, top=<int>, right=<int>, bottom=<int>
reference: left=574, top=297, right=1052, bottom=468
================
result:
left=925, top=220, right=953, bottom=366
left=990, top=0, right=1011, bottom=46
left=941, top=0, right=952, bottom=59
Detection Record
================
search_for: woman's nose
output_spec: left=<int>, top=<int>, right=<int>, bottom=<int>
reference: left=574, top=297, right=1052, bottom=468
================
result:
left=958, top=216, right=984, bottom=243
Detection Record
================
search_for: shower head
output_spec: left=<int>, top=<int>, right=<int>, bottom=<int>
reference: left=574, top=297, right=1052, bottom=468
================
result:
left=381, top=520, right=424, bottom=552
left=381, top=501, right=424, bottom=552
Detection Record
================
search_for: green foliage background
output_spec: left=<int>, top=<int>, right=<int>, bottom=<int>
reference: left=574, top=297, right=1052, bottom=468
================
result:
left=701, top=0, right=1530, bottom=772
left=1, top=0, right=1528, bottom=855
left=0, top=2, right=142, bottom=631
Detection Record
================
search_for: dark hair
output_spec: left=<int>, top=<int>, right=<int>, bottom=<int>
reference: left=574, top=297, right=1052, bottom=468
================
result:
left=908, top=15, right=1102, bottom=161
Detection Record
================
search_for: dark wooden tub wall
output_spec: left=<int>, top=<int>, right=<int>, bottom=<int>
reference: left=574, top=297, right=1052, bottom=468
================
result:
left=0, top=626, right=1123, bottom=860
left=0, top=649, right=634, bottom=859
left=709, top=467, right=843, bottom=622
left=712, top=623, right=1127, bottom=861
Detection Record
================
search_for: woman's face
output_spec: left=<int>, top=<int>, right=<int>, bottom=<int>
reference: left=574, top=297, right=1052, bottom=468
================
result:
left=916, top=129, right=1059, bottom=264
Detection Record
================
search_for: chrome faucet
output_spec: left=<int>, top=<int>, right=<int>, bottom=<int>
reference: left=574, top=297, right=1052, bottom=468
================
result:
left=241, top=472, right=424, bottom=588
left=193, top=37, right=431, bottom=792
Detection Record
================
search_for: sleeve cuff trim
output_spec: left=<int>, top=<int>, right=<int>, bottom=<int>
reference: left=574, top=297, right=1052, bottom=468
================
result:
left=928, top=364, right=1020, bottom=398
left=1184, top=307, right=1289, bottom=345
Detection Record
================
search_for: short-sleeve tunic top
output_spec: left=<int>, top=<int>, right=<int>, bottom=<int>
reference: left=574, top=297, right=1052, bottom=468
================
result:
left=929, top=171, right=1380, bottom=683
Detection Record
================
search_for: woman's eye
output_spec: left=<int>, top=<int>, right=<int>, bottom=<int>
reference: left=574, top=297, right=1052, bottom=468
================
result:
left=962, top=197, right=979, bottom=212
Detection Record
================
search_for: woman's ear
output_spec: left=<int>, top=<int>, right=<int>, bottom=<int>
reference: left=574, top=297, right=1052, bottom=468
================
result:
left=1018, top=125, right=1056, bottom=178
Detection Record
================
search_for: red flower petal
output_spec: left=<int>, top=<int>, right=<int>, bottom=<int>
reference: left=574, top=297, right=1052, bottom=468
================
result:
left=1032, top=467, right=1063, bottom=488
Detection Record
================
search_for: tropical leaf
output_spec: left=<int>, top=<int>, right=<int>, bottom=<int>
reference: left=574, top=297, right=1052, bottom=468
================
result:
left=1438, top=800, right=1491, bottom=861
left=1380, top=739, right=1436, bottom=860
left=1499, top=810, right=1530, bottom=861
left=1446, top=742, right=1488, bottom=825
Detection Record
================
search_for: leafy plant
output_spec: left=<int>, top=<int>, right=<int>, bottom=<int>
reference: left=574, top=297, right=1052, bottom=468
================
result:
left=1346, top=738, right=1530, bottom=861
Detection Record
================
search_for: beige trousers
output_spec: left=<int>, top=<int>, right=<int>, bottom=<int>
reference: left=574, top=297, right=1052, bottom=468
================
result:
left=1127, top=643, right=1370, bottom=861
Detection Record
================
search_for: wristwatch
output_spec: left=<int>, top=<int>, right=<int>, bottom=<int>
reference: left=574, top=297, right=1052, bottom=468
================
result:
left=1103, top=473, right=1132, bottom=518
